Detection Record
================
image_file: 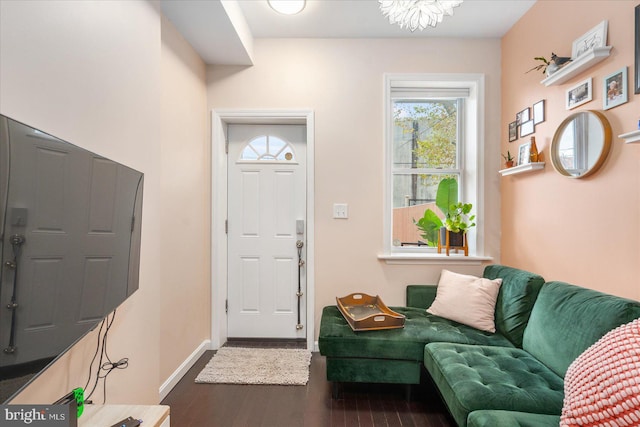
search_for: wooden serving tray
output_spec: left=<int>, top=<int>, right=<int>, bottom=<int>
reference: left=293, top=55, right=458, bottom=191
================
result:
left=336, top=293, right=406, bottom=331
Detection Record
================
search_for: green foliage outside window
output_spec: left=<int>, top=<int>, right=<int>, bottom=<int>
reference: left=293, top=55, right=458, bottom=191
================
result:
left=411, top=103, right=457, bottom=170
left=393, top=99, right=462, bottom=246
left=394, top=101, right=457, bottom=187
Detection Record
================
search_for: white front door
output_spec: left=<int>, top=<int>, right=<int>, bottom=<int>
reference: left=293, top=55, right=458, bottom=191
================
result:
left=227, top=124, right=306, bottom=339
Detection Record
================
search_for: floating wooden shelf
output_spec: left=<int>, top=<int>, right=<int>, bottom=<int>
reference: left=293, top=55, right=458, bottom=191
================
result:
left=619, top=130, right=640, bottom=144
left=541, top=47, right=612, bottom=86
left=499, top=162, right=545, bottom=176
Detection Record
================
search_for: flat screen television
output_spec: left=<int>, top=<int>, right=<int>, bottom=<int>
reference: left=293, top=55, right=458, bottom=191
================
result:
left=0, top=115, right=143, bottom=403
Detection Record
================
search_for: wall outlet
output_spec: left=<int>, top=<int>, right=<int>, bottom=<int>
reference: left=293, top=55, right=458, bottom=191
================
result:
left=333, top=203, right=348, bottom=219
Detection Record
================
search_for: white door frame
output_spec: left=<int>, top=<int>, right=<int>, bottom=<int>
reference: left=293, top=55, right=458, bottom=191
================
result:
left=211, top=109, right=315, bottom=351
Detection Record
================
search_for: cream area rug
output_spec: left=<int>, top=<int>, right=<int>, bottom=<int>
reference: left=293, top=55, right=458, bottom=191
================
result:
left=195, top=347, right=312, bottom=386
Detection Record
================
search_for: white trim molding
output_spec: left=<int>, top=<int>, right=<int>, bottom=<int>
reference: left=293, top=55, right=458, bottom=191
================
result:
left=159, top=339, right=211, bottom=400
left=382, top=73, right=486, bottom=260
left=211, top=109, right=316, bottom=351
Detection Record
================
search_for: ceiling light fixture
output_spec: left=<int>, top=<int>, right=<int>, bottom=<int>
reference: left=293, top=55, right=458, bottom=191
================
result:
left=268, top=0, right=306, bottom=15
left=379, top=0, right=463, bottom=32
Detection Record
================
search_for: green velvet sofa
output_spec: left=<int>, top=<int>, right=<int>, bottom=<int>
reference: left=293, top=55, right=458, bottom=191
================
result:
left=318, top=264, right=640, bottom=426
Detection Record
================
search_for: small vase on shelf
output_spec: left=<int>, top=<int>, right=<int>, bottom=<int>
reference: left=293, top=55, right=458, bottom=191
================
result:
left=529, top=136, right=539, bottom=163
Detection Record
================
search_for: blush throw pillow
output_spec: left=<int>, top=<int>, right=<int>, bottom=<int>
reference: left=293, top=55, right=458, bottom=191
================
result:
left=561, top=317, right=640, bottom=427
left=426, top=269, right=502, bottom=333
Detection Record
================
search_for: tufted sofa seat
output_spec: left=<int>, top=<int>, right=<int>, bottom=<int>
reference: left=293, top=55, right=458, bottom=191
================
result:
left=319, top=305, right=515, bottom=384
left=320, top=306, right=515, bottom=361
left=424, top=280, right=640, bottom=426
left=466, top=410, right=560, bottom=427
left=424, top=343, right=565, bottom=424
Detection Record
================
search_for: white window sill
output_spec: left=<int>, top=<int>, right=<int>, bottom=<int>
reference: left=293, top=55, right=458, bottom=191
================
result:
left=378, top=253, right=493, bottom=265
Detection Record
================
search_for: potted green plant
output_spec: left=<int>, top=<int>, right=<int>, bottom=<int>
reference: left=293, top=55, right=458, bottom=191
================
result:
left=502, top=151, right=514, bottom=168
left=442, top=202, right=476, bottom=247
left=526, top=56, right=550, bottom=75
left=413, top=178, right=476, bottom=251
left=414, top=178, right=456, bottom=247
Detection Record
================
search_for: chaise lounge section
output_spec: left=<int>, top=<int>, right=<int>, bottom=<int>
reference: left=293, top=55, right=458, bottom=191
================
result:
left=318, top=265, right=544, bottom=393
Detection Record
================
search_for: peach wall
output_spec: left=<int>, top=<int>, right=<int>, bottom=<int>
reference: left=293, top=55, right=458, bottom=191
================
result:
left=501, top=1, right=640, bottom=299
left=0, top=0, right=163, bottom=404
left=207, top=38, right=504, bottom=341
left=160, top=16, right=210, bottom=384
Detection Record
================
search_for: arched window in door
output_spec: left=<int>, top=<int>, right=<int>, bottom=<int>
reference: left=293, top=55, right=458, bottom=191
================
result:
left=239, top=135, right=296, bottom=162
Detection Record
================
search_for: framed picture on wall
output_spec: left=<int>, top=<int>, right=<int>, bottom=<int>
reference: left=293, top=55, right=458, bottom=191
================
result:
left=508, top=121, right=517, bottom=142
left=516, top=107, right=530, bottom=126
left=566, top=78, right=592, bottom=109
left=518, top=142, right=531, bottom=166
left=572, top=20, right=608, bottom=59
left=520, top=119, right=534, bottom=137
left=533, top=100, right=545, bottom=124
left=635, top=5, right=640, bottom=94
left=603, top=67, right=628, bottom=110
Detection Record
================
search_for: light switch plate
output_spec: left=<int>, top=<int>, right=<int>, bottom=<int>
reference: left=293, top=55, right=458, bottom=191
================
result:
left=333, top=203, right=348, bottom=219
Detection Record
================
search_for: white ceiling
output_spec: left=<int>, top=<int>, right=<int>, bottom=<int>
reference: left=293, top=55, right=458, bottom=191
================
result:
left=161, top=0, right=536, bottom=65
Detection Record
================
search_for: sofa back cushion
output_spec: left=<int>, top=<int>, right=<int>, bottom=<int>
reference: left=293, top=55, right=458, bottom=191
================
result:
left=483, top=264, right=545, bottom=348
left=523, top=281, right=640, bottom=378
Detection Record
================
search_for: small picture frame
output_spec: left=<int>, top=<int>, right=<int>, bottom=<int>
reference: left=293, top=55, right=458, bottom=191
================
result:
left=572, top=20, right=608, bottom=59
left=508, top=121, right=517, bottom=142
left=603, top=67, right=628, bottom=110
left=533, top=100, right=545, bottom=124
left=520, top=119, right=534, bottom=137
left=516, top=107, right=530, bottom=126
left=566, top=78, right=592, bottom=110
left=518, top=142, right=531, bottom=166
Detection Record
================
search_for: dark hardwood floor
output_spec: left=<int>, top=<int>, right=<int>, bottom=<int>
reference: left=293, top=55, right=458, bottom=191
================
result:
left=161, top=349, right=455, bottom=427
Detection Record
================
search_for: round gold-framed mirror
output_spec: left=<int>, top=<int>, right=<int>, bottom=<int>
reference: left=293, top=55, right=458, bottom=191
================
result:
left=550, top=110, right=612, bottom=179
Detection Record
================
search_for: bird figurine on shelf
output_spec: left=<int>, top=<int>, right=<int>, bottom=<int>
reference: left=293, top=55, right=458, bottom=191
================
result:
left=551, top=52, right=572, bottom=67
left=526, top=52, right=572, bottom=76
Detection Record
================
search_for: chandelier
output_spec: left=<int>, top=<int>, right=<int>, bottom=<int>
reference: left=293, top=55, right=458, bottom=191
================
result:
left=379, top=0, right=463, bottom=32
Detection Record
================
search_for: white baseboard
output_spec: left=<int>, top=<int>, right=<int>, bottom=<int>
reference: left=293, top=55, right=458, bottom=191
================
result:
left=159, top=339, right=211, bottom=401
left=313, top=340, right=319, bottom=352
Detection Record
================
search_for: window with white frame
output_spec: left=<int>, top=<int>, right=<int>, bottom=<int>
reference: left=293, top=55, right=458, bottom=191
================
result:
left=383, top=74, right=484, bottom=258
left=240, top=135, right=296, bottom=162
